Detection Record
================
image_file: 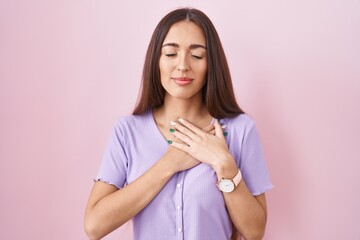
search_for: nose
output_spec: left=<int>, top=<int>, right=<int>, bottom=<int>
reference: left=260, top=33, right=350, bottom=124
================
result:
left=177, top=52, right=189, bottom=72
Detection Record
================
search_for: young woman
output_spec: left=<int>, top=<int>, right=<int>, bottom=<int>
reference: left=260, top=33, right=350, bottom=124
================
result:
left=85, top=8, right=273, bottom=240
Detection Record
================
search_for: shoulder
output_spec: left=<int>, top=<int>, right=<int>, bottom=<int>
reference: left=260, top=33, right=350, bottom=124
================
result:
left=222, top=113, right=256, bottom=131
left=113, top=111, right=152, bottom=133
left=116, top=111, right=152, bottom=126
left=220, top=114, right=259, bottom=143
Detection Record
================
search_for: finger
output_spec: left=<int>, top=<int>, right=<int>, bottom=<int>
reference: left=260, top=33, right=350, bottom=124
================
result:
left=172, top=123, right=200, bottom=141
left=202, top=124, right=215, bottom=133
left=170, top=128, right=194, bottom=145
left=214, top=119, right=224, bottom=138
left=178, top=117, right=205, bottom=137
left=168, top=140, right=191, bottom=153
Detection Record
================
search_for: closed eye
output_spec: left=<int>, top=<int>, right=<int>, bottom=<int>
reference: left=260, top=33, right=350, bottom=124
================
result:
left=165, top=53, right=177, bottom=57
left=191, top=55, right=203, bottom=60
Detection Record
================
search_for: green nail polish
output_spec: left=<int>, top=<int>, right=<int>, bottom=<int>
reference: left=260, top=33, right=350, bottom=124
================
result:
left=170, top=128, right=175, bottom=133
left=167, top=140, right=173, bottom=144
left=223, top=132, right=228, bottom=137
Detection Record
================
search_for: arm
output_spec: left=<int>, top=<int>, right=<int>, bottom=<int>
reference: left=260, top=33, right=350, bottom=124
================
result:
left=84, top=157, right=174, bottom=240
left=84, top=147, right=201, bottom=240
left=215, top=159, right=267, bottom=240
left=84, top=124, right=216, bottom=240
left=169, top=118, right=267, bottom=240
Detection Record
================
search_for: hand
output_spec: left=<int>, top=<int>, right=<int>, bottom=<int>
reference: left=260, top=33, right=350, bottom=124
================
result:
left=162, top=123, right=216, bottom=174
left=169, top=118, right=237, bottom=177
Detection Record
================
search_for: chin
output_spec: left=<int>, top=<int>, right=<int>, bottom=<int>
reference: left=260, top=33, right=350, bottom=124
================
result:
left=168, top=92, right=202, bottom=101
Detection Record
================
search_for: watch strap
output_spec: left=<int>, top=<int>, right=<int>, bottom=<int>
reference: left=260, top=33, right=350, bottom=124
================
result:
left=232, top=169, right=242, bottom=187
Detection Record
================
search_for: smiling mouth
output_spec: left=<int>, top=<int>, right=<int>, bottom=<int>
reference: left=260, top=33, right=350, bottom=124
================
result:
left=172, top=77, right=194, bottom=86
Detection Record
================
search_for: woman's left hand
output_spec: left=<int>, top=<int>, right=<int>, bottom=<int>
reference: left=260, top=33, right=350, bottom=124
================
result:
left=169, top=117, right=236, bottom=176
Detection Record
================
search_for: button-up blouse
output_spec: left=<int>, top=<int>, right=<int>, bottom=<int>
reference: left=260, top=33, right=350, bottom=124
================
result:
left=95, top=111, right=273, bottom=240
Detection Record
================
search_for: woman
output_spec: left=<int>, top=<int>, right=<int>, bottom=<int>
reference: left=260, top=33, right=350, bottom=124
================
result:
left=84, top=8, right=273, bottom=240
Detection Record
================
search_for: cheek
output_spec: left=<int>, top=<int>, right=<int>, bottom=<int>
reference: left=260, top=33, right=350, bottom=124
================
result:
left=159, top=58, right=165, bottom=73
left=159, top=59, right=173, bottom=76
left=159, top=60, right=172, bottom=87
left=197, top=63, right=207, bottom=79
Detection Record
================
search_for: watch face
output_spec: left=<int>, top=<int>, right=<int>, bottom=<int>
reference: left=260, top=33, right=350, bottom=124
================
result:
left=218, top=179, right=235, bottom=193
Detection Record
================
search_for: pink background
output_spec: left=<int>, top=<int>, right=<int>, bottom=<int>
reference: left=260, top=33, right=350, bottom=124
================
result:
left=1, top=0, right=359, bottom=239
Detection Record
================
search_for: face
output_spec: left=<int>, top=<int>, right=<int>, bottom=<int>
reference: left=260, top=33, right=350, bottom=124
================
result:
left=159, top=20, right=207, bottom=101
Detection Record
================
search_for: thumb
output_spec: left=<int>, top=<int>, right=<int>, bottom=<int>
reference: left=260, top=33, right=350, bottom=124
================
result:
left=202, top=124, right=215, bottom=133
left=214, top=119, right=224, bottom=137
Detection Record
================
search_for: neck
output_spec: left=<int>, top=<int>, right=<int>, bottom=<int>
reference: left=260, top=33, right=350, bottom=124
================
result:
left=153, top=94, right=211, bottom=128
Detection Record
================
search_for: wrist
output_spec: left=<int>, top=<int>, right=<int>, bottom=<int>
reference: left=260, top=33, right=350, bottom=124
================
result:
left=216, top=169, right=242, bottom=193
left=157, top=157, right=178, bottom=177
left=212, top=155, right=238, bottom=180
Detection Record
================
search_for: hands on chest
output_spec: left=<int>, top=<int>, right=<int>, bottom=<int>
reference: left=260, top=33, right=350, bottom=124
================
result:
left=166, top=117, right=238, bottom=180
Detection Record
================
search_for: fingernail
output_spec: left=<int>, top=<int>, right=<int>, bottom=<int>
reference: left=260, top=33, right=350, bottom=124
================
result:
left=170, top=128, right=175, bottom=133
left=221, top=124, right=227, bottom=129
left=170, top=121, right=177, bottom=126
left=178, top=117, right=184, bottom=123
left=167, top=140, right=173, bottom=144
left=223, top=132, right=228, bottom=137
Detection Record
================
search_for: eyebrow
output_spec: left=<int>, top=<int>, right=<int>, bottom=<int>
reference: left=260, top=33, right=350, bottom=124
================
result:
left=162, top=43, right=207, bottom=49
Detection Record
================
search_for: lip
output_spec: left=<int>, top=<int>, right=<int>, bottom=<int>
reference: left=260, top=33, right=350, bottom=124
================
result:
left=172, top=77, right=194, bottom=86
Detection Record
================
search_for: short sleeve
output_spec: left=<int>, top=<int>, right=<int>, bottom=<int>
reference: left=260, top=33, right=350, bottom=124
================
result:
left=94, top=123, right=128, bottom=189
left=240, top=122, right=273, bottom=196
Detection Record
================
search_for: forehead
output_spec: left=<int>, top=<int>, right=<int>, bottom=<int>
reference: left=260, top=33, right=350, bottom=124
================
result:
left=163, top=20, right=206, bottom=46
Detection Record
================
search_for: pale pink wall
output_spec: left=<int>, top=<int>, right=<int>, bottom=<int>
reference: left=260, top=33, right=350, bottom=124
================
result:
left=1, top=1, right=359, bottom=239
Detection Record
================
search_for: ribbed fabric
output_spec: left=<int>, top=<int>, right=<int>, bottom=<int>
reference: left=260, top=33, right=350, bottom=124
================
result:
left=95, top=111, right=273, bottom=240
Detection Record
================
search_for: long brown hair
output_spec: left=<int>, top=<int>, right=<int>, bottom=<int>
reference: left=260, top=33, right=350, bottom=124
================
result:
left=133, top=8, right=244, bottom=119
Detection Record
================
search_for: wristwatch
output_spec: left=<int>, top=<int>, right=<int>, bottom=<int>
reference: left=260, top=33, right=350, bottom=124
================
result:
left=217, top=169, right=242, bottom=193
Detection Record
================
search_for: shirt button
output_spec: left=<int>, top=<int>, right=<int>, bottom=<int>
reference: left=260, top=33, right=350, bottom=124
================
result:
left=177, top=183, right=182, bottom=188
left=177, top=205, right=182, bottom=210
left=178, top=227, right=182, bottom=232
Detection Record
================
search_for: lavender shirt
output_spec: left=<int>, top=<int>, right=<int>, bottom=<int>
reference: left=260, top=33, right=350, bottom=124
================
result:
left=95, top=111, right=273, bottom=240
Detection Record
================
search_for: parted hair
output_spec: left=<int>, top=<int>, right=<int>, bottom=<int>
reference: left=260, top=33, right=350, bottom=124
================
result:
left=133, top=8, right=244, bottom=119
